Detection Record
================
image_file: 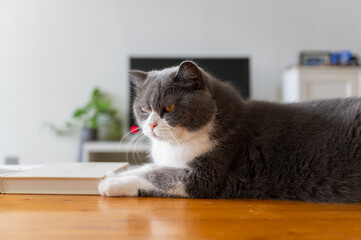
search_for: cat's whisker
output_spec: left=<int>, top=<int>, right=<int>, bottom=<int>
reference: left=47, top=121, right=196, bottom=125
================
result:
left=164, top=125, right=185, bottom=144
left=169, top=131, right=184, bottom=145
left=127, top=131, right=143, bottom=165
left=119, top=130, right=136, bottom=164
left=155, top=127, right=183, bottom=146
left=165, top=131, right=177, bottom=145
left=135, top=133, right=147, bottom=165
left=133, top=127, right=149, bottom=165
left=126, top=133, right=137, bottom=165
left=130, top=134, right=138, bottom=165
left=139, top=134, right=149, bottom=165
left=132, top=132, right=145, bottom=165
left=167, top=132, right=178, bottom=145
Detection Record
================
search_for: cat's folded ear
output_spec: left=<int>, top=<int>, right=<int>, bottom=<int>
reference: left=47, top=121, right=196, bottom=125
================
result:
left=175, top=61, right=203, bottom=89
left=128, top=70, right=148, bottom=86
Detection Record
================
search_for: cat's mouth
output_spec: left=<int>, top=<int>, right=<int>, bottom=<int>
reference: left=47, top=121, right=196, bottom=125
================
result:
left=145, top=126, right=177, bottom=143
left=150, top=130, right=170, bottom=142
left=150, top=130, right=163, bottom=140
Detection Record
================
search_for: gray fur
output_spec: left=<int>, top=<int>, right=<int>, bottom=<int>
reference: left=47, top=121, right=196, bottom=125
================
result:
left=127, top=61, right=361, bottom=203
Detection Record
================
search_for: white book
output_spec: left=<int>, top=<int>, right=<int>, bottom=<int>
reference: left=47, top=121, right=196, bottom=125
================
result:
left=0, top=162, right=128, bottom=195
left=0, top=165, right=44, bottom=177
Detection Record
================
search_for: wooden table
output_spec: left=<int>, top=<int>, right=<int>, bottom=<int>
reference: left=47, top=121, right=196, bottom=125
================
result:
left=1, top=195, right=361, bottom=240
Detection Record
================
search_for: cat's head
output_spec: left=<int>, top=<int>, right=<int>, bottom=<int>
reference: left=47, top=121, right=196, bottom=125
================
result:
left=129, top=61, right=216, bottom=144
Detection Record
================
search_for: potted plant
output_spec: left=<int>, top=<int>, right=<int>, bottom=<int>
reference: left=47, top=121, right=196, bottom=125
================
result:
left=73, top=88, right=121, bottom=140
left=45, top=87, right=122, bottom=161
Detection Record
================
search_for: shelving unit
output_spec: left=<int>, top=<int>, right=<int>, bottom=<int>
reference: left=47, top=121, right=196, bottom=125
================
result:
left=82, top=141, right=151, bottom=165
left=283, top=66, right=361, bottom=102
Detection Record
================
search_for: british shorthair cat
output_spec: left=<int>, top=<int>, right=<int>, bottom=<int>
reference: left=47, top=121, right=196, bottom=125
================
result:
left=99, top=61, right=361, bottom=203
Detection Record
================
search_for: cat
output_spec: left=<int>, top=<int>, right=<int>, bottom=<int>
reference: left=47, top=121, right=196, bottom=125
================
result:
left=98, top=61, right=361, bottom=203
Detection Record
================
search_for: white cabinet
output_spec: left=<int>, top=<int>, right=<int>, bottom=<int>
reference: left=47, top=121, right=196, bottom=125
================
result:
left=82, top=141, right=150, bottom=164
left=282, top=66, right=361, bottom=102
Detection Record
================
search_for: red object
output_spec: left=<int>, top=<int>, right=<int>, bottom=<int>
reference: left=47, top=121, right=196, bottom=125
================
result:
left=130, top=126, right=138, bottom=134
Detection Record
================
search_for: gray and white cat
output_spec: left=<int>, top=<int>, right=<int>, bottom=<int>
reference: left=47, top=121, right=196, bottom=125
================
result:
left=98, top=61, right=361, bottom=203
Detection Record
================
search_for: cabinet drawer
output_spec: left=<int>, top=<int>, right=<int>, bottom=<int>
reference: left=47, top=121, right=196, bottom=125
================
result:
left=301, top=73, right=358, bottom=100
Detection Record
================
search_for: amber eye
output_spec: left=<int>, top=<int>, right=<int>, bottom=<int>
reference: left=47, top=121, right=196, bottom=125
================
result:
left=165, top=104, right=176, bottom=113
left=140, top=107, right=148, bottom=113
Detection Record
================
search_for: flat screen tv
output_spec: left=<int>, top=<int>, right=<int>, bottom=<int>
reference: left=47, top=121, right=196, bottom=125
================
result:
left=128, top=57, right=250, bottom=129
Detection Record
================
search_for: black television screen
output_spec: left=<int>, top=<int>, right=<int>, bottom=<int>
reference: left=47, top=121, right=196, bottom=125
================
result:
left=128, top=57, right=250, bottom=129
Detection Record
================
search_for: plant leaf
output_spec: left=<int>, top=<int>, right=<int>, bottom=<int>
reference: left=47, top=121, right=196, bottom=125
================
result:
left=92, top=88, right=101, bottom=98
left=73, top=108, right=86, bottom=118
left=97, top=100, right=111, bottom=111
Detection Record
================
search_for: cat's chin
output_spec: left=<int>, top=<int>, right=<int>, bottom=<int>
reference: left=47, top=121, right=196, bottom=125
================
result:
left=145, top=131, right=166, bottom=142
left=148, top=132, right=175, bottom=144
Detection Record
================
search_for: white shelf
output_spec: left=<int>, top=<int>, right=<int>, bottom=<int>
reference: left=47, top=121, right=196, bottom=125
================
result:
left=82, top=141, right=150, bottom=162
left=283, top=65, right=361, bottom=102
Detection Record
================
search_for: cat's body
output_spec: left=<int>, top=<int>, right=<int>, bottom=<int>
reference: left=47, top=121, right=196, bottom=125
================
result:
left=99, top=61, right=361, bottom=203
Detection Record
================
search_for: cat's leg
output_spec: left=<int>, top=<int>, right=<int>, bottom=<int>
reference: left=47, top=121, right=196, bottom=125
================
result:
left=98, top=166, right=190, bottom=197
left=137, top=160, right=226, bottom=198
left=108, top=164, right=158, bottom=177
left=139, top=167, right=190, bottom=197
left=98, top=164, right=159, bottom=197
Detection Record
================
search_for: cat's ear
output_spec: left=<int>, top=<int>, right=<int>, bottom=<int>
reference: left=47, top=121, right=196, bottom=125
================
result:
left=128, top=70, right=148, bottom=86
left=175, top=61, right=203, bottom=89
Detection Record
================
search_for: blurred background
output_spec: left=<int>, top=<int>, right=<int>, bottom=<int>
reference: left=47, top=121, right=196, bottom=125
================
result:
left=1, top=0, right=361, bottom=165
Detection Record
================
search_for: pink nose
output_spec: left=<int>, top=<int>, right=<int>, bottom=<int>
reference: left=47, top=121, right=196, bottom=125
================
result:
left=150, top=123, right=157, bottom=130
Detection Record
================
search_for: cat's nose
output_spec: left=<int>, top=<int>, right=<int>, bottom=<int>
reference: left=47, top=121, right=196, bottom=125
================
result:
left=150, top=122, right=158, bottom=130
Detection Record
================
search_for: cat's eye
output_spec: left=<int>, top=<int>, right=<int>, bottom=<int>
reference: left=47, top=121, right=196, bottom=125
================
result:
left=140, top=107, right=148, bottom=113
left=165, top=104, right=176, bottom=113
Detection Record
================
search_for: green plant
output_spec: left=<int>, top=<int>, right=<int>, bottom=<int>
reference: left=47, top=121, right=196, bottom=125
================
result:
left=73, top=88, right=116, bottom=129
left=44, top=87, right=121, bottom=139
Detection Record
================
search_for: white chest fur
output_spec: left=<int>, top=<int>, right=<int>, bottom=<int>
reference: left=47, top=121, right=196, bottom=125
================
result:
left=150, top=123, right=216, bottom=168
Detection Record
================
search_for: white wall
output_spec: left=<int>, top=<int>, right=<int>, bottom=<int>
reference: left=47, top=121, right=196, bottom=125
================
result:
left=1, top=0, right=361, bottom=164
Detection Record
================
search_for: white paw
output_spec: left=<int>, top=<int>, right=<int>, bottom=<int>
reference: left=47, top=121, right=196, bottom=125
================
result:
left=98, top=175, right=153, bottom=197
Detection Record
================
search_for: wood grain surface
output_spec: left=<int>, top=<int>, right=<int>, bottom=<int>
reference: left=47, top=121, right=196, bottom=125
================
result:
left=1, top=195, right=361, bottom=240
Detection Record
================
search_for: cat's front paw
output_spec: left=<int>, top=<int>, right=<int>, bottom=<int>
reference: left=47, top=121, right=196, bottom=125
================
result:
left=98, top=175, right=152, bottom=197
